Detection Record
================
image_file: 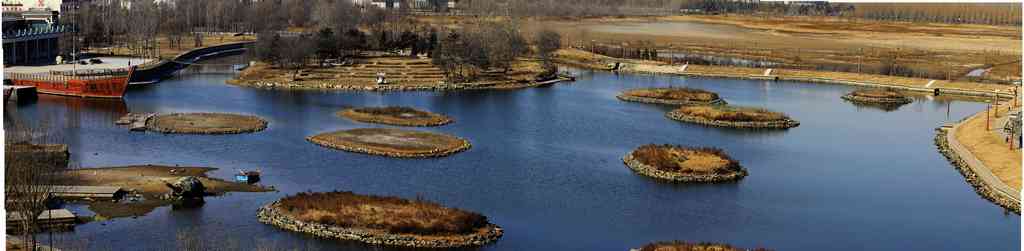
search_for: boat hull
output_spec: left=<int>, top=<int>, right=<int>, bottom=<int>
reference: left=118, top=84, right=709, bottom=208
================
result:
left=9, top=77, right=130, bottom=99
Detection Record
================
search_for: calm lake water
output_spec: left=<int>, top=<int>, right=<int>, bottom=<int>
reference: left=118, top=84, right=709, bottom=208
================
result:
left=6, top=62, right=1019, bottom=250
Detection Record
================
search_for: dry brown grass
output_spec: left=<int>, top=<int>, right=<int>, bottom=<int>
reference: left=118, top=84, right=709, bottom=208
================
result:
left=849, top=89, right=906, bottom=99
left=632, top=144, right=741, bottom=174
left=525, top=14, right=1021, bottom=82
left=639, top=240, right=769, bottom=251
left=624, top=87, right=720, bottom=102
left=675, top=106, right=789, bottom=122
left=275, top=191, right=488, bottom=235
left=955, top=102, right=1022, bottom=191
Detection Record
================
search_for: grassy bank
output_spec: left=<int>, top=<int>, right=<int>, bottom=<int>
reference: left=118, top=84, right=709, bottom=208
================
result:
left=556, top=48, right=1016, bottom=98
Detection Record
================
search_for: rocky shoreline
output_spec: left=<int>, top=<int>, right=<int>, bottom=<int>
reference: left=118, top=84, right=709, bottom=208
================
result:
left=934, top=126, right=1021, bottom=214
left=145, top=113, right=268, bottom=134
left=256, top=202, right=503, bottom=248
left=841, top=93, right=913, bottom=105
left=615, top=94, right=727, bottom=106
left=622, top=151, right=748, bottom=183
left=666, top=110, right=800, bottom=129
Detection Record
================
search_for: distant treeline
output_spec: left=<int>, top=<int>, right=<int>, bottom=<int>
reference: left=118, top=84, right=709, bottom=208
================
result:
left=455, top=0, right=1021, bottom=26
left=845, top=3, right=1022, bottom=26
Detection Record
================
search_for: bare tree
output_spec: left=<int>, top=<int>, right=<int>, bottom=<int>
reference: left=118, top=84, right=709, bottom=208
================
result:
left=5, top=120, right=66, bottom=250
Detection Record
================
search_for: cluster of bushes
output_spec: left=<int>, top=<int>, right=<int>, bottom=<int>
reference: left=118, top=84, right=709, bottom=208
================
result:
left=277, top=191, right=488, bottom=235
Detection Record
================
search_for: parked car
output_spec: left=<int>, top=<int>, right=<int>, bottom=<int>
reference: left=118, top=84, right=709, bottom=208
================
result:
left=89, top=58, right=103, bottom=64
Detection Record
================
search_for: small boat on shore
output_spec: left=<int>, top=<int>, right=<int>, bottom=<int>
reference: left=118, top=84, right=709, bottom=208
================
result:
left=235, top=169, right=261, bottom=184
left=4, top=67, right=134, bottom=99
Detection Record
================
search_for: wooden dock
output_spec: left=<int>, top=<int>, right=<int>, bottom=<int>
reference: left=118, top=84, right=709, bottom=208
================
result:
left=49, top=185, right=126, bottom=201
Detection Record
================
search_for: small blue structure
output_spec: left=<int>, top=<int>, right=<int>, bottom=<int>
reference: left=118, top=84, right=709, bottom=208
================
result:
left=235, top=170, right=261, bottom=184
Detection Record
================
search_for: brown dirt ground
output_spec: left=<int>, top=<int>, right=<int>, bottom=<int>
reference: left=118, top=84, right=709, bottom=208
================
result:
left=147, top=113, right=267, bottom=134
left=56, top=165, right=273, bottom=219
left=339, top=107, right=452, bottom=126
left=955, top=101, right=1022, bottom=192
left=308, top=128, right=467, bottom=154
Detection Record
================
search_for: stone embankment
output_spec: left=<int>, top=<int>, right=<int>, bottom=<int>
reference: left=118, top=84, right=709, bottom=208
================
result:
left=256, top=203, right=503, bottom=248
left=666, top=110, right=800, bottom=129
left=935, top=125, right=1021, bottom=214
left=622, top=151, right=747, bottom=183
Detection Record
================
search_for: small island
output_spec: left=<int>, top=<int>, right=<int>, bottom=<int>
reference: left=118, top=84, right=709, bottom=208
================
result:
left=634, top=241, right=768, bottom=251
left=257, top=191, right=503, bottom=248
left=338, top=106, right=453, bottom=127
left=617, top=87, right=726, bottom=105
left=307, top=128, right=470, bottom=158
left=667, top=105, right=799, bottom=129
left=623, top=144, right=748, bottom=183
left=146, top=113, right=268, bottom=134
left=841, top=89, right=913, bottom=105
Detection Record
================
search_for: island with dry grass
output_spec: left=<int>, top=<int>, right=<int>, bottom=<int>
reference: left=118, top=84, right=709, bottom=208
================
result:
left=842, top=89, right=913, bottom=105
left=257, top=191, right=502, bottom=248
left=667, top=105, right=799, bottom=129
left=623, top=144, right=748, bottom=183
left=307, top=128, right=470, bottom=158
left=617, top=87, right=726, bottom=105
left=633, top=240, right=769, bottom=251
left=229, top=58, right=568, bottom=92
left=338, top=106, right=452, bottom=127
left=146, top=113, right=268, bottom=134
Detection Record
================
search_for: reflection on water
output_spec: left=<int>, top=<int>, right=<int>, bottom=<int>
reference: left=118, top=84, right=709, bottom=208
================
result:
left=6, top=63, right=1019, bottom=251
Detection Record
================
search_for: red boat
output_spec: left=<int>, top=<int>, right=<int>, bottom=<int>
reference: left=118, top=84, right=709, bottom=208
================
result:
left=4, top=67, right=134, bottom=99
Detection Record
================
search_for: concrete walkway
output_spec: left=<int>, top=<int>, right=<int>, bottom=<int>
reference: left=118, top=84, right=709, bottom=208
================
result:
left=5, top=57, right=154, bottom=74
